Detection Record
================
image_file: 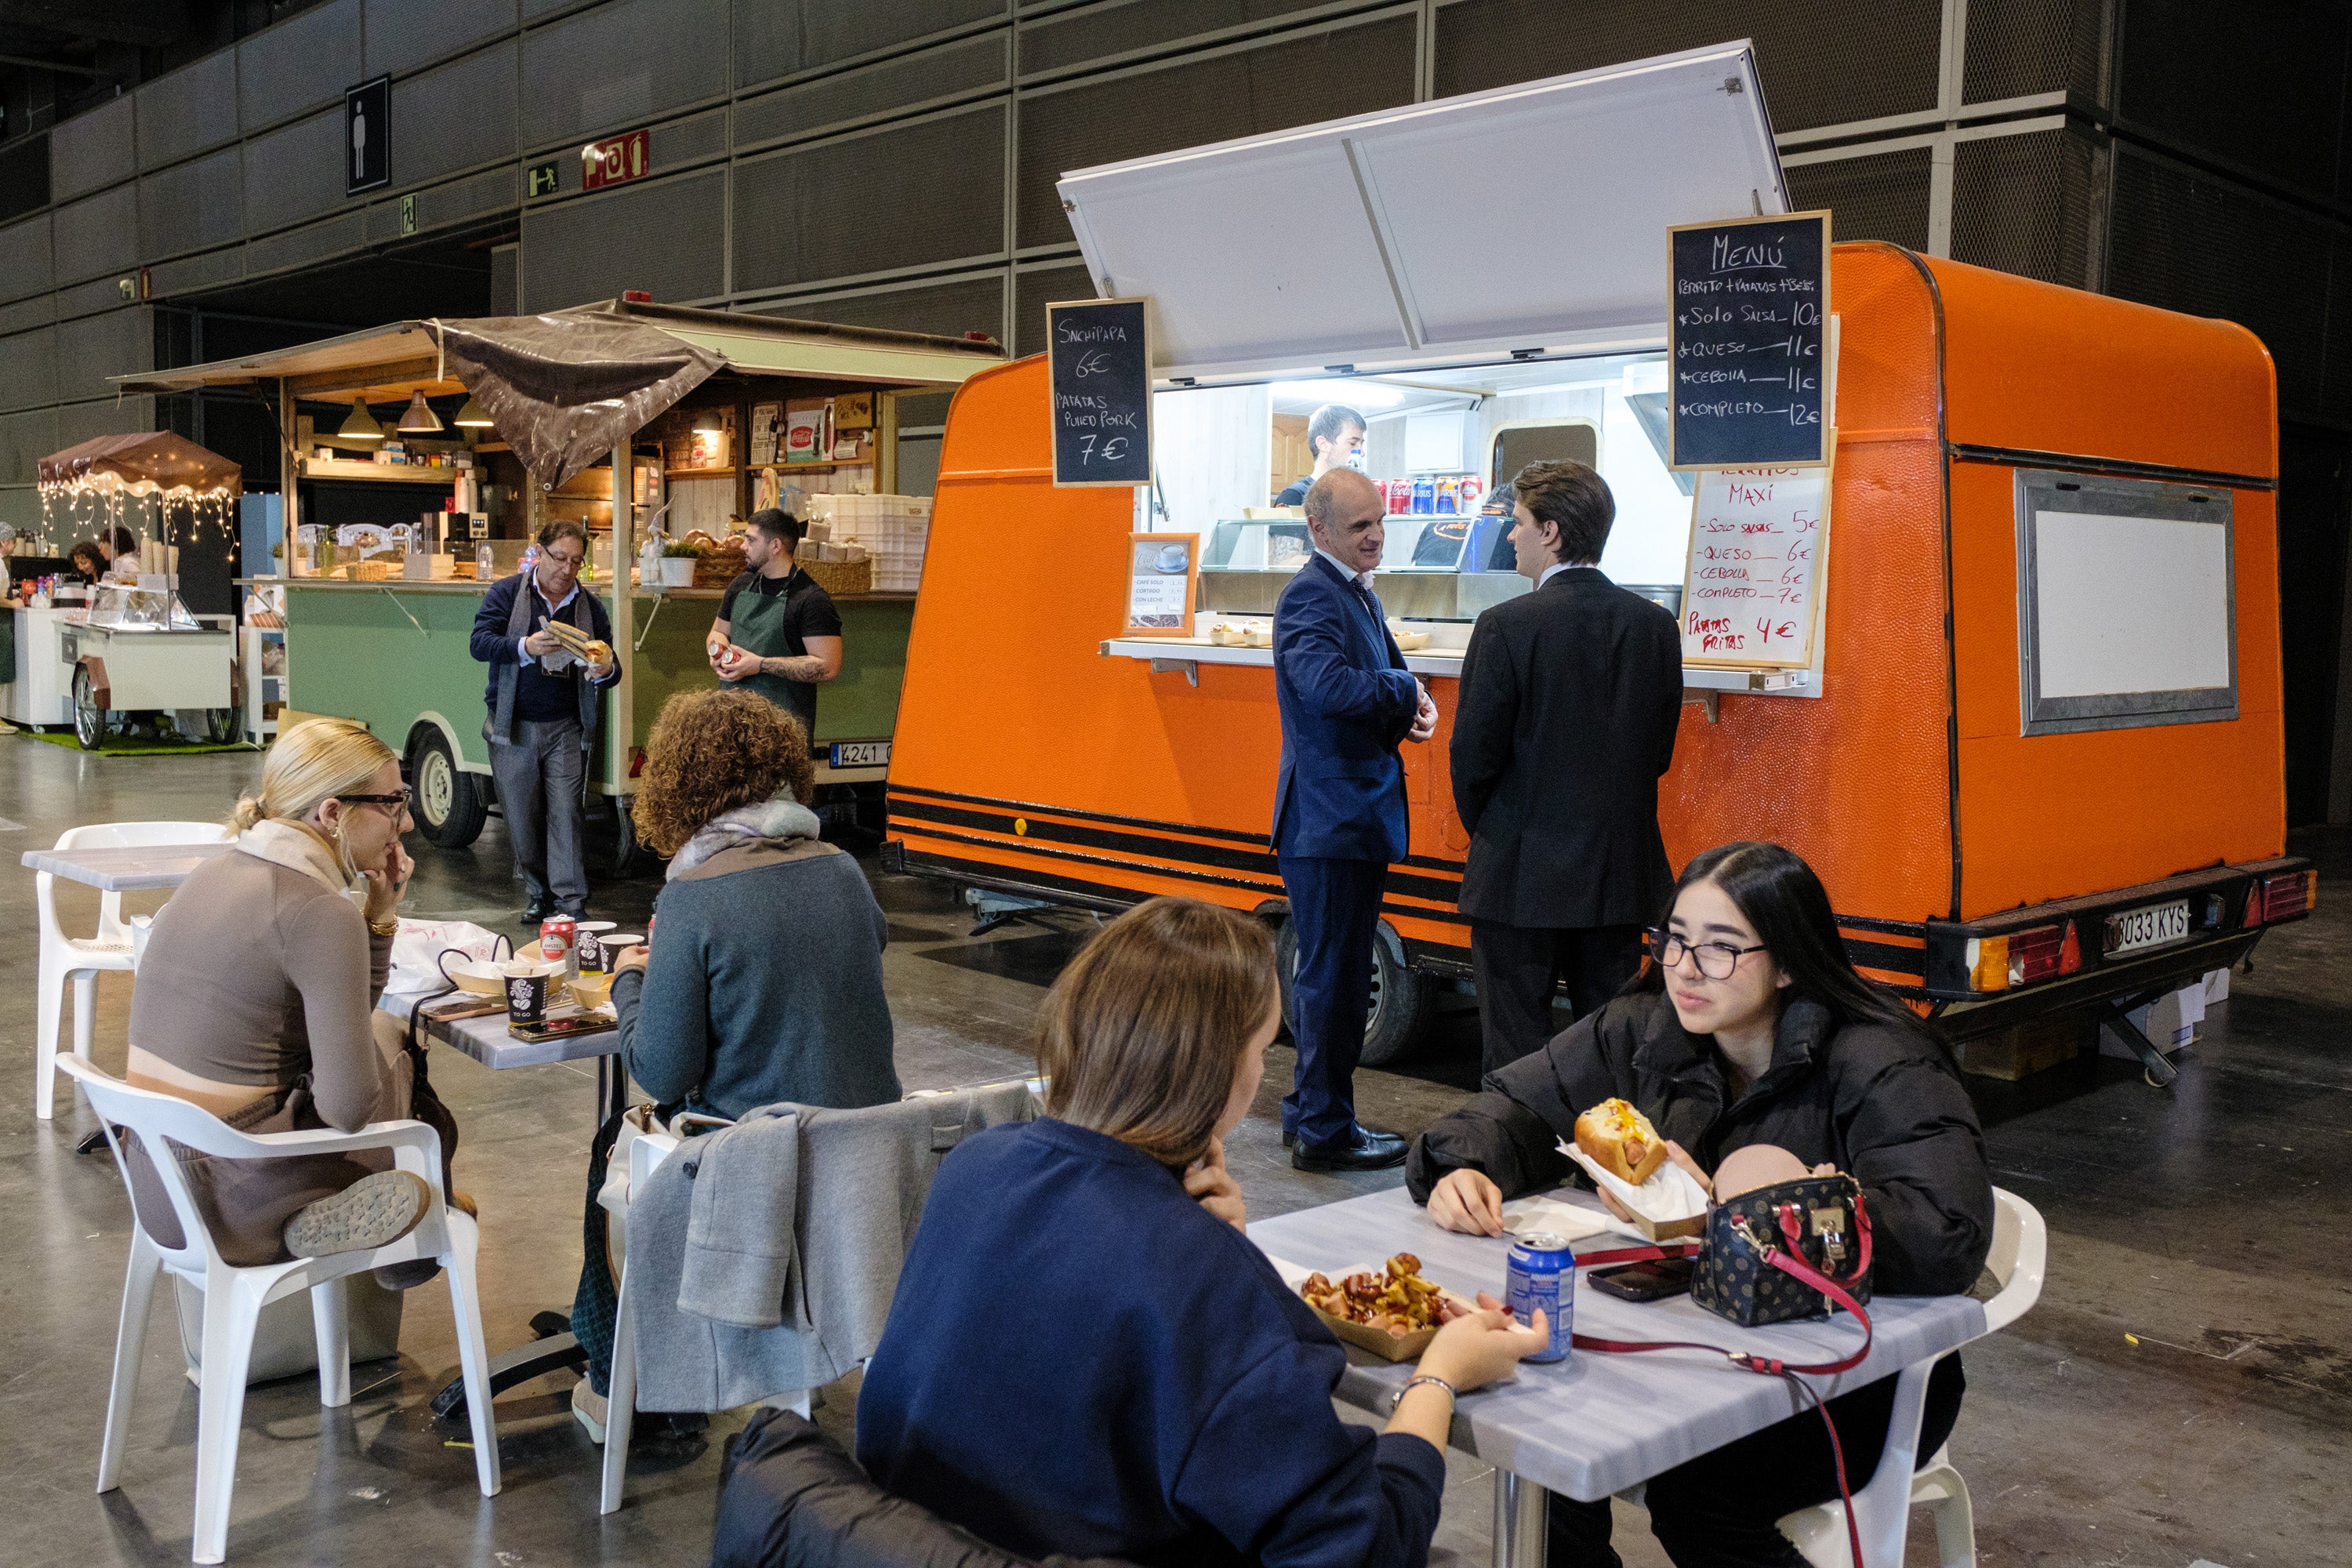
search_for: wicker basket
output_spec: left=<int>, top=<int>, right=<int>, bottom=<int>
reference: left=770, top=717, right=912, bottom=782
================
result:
left=691, top=554, right=746, bottom=589
left=799, top=556, right=873, bottom=595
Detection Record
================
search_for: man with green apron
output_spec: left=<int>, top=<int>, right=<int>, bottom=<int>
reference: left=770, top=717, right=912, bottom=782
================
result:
left=708, top=508, right=842, bottom=742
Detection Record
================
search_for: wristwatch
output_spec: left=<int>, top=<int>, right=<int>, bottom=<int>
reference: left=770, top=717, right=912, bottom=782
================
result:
left=1388, top=1374, right=1456, bottom=1412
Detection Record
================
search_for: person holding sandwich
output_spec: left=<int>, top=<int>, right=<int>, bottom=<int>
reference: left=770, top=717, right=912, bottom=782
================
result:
left=706, top=507, right=842, bottom=742
left=1406, top=840, right=1994, bottom=1568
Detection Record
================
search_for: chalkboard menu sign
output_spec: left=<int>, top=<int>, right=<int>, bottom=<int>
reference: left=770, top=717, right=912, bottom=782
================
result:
left=1667, top=212, right=1831, bottom=470
left=1047, top=296, right=1153, bottom=488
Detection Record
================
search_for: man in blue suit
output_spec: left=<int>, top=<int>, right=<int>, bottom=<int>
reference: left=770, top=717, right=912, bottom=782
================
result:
left=1272, top=468, right=1437, bottom=1171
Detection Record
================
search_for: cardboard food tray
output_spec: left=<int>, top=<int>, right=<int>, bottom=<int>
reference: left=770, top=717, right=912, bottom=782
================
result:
left=1300, top=1274, right=1476, bottom=1363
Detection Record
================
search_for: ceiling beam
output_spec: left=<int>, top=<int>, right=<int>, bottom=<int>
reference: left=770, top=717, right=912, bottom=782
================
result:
left=0, top=2, right=188, bottom=49
left=0, top=49, right=99, bottom=77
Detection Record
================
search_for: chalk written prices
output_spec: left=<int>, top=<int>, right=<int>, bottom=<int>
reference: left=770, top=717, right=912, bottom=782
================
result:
left=1679, top=465, right=1826, bottom=669
left=1047, top=296, right=1153, bottom=486
left=1667, top=212, right=1829, bottom=467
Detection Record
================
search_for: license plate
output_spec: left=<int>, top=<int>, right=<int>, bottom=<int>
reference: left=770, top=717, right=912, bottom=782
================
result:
left=829, top=741, right=890, bottom=768
left=2104, top=898, right=2189, bottom=956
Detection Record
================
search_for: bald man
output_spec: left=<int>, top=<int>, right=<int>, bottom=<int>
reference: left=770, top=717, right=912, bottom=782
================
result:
left=1271, top=469, right=1438, bottom=1171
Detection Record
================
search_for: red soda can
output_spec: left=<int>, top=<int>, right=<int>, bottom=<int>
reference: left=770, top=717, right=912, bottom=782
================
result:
left=539, top=913, right=577, bottom=977
left=1385, top=478, right=1410, bottom=515
left=1457, top=476, right=1484, bottom=514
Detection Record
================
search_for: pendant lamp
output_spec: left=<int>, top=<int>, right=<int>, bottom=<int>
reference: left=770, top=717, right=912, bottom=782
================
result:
left=396, top=390, right=445, bottom=434
left=337, top=397, right=384, bottom=442
left=454, top=394, right=493, bottom=427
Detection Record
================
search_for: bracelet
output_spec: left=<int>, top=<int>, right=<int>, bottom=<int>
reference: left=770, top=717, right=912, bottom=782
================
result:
left=1389, top=1374, right=1457, bottom=1412
left=368, top=916, right=400, bottom=937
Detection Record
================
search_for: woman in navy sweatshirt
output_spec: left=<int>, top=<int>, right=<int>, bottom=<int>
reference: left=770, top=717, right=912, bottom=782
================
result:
left=856, top=897, right=1545, bottom=1567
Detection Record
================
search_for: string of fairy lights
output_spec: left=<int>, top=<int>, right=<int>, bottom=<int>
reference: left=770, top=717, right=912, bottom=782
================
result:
left=29, top=470, right=241, bottom=557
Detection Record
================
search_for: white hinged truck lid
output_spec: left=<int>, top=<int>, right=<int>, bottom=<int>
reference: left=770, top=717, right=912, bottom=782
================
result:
left=1057, top=42, right=1787, bottom=384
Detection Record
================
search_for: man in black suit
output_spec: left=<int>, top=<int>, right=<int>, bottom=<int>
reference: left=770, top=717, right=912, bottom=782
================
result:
left=1450, top=460, right=1684, bottom=1074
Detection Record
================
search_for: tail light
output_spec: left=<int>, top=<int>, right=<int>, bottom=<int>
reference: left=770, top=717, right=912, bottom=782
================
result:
left=2248, top=869, right=2318, bottom=925
left=1965, top=921, right=2079, bottom=991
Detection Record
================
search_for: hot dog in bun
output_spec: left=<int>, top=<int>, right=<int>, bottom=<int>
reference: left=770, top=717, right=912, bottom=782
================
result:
left=1574, top=1097, right=1668, bottom=1185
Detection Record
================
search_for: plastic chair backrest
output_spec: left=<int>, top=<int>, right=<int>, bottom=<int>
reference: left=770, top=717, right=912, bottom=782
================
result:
left=42, top=821, right=231, bottom=943
left=58, top=1055, right=266, bottom=1275
left=1981, top=1187, right=2047, bottom=1334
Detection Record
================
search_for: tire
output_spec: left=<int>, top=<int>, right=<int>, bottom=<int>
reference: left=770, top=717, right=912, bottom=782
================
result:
left=612, top=798, right=641, bottom=877
left=204, top=703, right=239, bottom=745
left=408, top=727, right=487, bottom=848
left=71, top=666, right=107, bottom=750
left=1274, top=915, right=1434, bottom=1069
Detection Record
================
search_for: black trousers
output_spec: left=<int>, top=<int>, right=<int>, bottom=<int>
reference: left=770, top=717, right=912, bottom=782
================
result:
left=1471, top=920, right=1645, bottom=1076
left=1548, top=1356, right=1967, bottom=1568
left=1279, top=855, right=1389, bottom=1149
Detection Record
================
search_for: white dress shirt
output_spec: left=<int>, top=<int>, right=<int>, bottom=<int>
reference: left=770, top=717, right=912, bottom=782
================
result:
left=1316, top=547, right=1376, bottom=592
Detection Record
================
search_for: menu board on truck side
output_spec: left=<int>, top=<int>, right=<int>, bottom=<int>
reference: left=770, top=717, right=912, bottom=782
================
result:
left=1048, top=297, right=1153, bottom=487
left=1668, top=212, right=1831, bottom=470
left=1679, top=463, right=1831, bottom=670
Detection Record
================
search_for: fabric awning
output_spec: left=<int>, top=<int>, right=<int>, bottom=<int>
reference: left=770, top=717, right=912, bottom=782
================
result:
left=38, top=430, right=242, bottom=495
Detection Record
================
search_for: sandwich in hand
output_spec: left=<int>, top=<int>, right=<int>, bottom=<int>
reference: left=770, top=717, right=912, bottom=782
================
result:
left=1574, top=1097, right=1668, bottom=1185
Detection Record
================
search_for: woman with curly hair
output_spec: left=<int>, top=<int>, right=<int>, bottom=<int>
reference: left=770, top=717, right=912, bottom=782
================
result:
left=571, top=688, right=898, bottom=1437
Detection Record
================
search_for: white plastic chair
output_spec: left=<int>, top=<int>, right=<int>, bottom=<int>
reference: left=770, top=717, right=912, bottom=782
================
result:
left=34, top=820, right=229, bottom=1120
left=59, top=1055, right=501, bottom=1564
left=1776, top=1187, right=2048, bottom=1567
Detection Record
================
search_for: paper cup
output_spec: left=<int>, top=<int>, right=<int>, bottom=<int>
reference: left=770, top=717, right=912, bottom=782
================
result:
left=505, top=968, right=553, bottom=1025
left=575, top=920, right=618, bottom=972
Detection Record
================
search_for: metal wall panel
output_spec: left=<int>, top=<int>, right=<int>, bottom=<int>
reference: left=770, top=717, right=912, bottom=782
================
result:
left=1017, top=16, right=1415, bottom=252
left=148, top=247, right=245, bottom=299
left=2106, top=142, right=2332, bottom=421
left=1433, top=0, right=1940, bottom=133
left=749, top=270, right=1006, bottom=341
left=52, top=185, right=139, bottom=287
left=0, top=133, right=48, bottom=224
left=245, top=212, right=368, bottom=278
left=0, top=294, right=55, bottom=336
left=735, top=31, right=1008, bottom=151
left=1019, top=0, right=1357, bottom=78
left=1963, top=0, right=2110, bottom=107
left=1014, top=262, right=1094, bottom=355
left=1951, top=127, right=2100, bottom=292
left=492, top=243, right=519, bottom=313
left=521, top=0, right=729, bottom=151
left=0, top=326, right=57, bottom=413
left=243, top=110, right=351, bottom=237
left=735, top=0, right=1007, bottom=90
left=652, top=106, right=731, bottom=170
left=55, top=308, right=152, bottom=405
left=136, top=49, right=241, bottom=171
left=522, top=168, right=726, bottom=310
left=140, top=146, right=245, bottom=260
left=391, top=42, right=521, bottom=190
left=734, top=103, right=1007, bottom=294
left=524, top=0, right=596, bottom=16
left=51, top=94, right=136, bottom=202
left=55, top=395, right=155, bottom=453
left=56, top=277, right=134, bottom=321
left=2116, top=0, right=2347, bottom=201
left=1787, top=147, right=1932, bottom=252
left=0, top=215, right=53, bottom=303
left=366, top=0, right=521, bottom=80
left=414, top=165, right=521, bottom=233
left=0, top=407, right=59, bottom=487
left=240, top=0, right=364, bottom=132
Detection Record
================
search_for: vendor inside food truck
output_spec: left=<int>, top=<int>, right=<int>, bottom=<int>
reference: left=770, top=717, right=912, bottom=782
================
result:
left=1271, top=403, right=1368, bottom=507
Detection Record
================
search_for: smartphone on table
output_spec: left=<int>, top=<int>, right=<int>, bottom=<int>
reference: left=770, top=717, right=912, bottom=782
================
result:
left=1588, top=1258, right=1695, bottom=1303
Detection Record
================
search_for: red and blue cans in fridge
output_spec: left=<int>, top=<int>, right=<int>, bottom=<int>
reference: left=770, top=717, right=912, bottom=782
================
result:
left=1507, top=1232, right=1575, bottom=1363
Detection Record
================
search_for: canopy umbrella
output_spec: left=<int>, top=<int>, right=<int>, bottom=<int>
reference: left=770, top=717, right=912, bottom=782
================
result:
left=37, top=430, right=242, bottom=498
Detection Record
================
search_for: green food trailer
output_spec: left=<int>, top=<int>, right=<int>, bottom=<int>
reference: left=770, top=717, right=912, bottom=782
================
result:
left=120, top=301, right=1000, bottom=867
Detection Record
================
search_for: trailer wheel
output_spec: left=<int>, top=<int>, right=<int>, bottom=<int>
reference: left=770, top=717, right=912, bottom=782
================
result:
left=612, top=800, right=641, bottom=877
left=1275, top=916, right=1434, bottom=1068
left=71, top=666, right=108, bottom=750
left=203, top=703, right=239, bottom=745
left=408, top=728, right=487, bottom=848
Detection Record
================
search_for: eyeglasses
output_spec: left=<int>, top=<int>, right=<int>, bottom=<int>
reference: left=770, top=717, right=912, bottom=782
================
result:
left=543, top=550, right=585, bottom=571
left=1645, top=927, right=1767, bottom=980
left=338, top=787, right=414, bottom=818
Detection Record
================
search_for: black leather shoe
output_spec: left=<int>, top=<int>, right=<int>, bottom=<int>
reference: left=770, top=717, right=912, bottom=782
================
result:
left=1282, top=1130, right=1297, bottom=1149
left=521, top=900, right=550, bottom=927
left=1291, top=1126, right=1409, bottom=1173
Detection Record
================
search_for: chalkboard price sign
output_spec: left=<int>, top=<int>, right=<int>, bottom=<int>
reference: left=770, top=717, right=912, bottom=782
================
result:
left=1667, top=211, right=1831, bottom=470
left=1048, top=296, right=1154, bottom=488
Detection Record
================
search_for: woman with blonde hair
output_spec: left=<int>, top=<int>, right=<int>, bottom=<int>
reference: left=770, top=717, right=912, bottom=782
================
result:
left=124, top=717, right=460, bottom=1274
left=852, top=897, right=1548, bottom=1566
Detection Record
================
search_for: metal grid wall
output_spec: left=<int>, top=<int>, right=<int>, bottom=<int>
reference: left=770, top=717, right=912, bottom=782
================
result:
left=521, top=0, right=730, bottom=151
left=1432, top=0, right=1942, bottom=132
left=54, top=309, right=151, bottom=404
left=244, top=212, right=366, bottom=279
left=241, top=111, right=353, bottom=238
left=2107, top=142, right=2336, bottom=422
left=135, top=50, right=240, bottom=172
left=1962, top=0, right=2111, bottom=106
left=1018, top=0, right=1363, bottom=78
left=0, top=296, right=53, bottom=336
left=390, top=42, right=522, bottom=191
left=522, top=168, right=727, bottom=310
left=1014, top=262, right=1098, bottom=356
left=238, top=0, right=362, bottom=134
left=138, top=147, right=245, bottom=262
left=0, top=327, right=57, bottom=413
left=365, top=0, right=523, bottom=81
left=0, top=135, right=48, bottom=224
left=1016, top=13, right=1417, bottom=252
left=2114, top=0, right=2349, bottom=204
left=49, top=183, right=137, bottom=288
left=735, top=0, right=1006, bottom=91
left=734, top=103, right=1008, bottom=296
left=733, top=31, right=1010, bottom=151
left=746, top=270, right=1006, bottom=341
left=1951, top=126, right=2100, bottom=290
left=0, top=408, right=59, bottom=490
left=49, top=95, right=135, bottom=204
left=1786, top=148, right=1934, bottom=252
left=0, top=215, right=52, bottom=303
left=54, top=394, right=154, bottom=453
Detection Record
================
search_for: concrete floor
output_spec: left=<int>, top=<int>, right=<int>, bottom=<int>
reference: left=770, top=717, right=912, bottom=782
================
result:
left=0, top=736, right=2343, bottom=1566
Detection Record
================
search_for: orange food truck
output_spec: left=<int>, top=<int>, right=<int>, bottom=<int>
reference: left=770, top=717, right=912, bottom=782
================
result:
left=883, top=44, right=2314, bottom=1078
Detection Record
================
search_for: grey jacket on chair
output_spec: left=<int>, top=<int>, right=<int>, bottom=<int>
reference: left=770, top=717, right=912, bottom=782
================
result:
left=628, top=1081, right=1042, bottom=1411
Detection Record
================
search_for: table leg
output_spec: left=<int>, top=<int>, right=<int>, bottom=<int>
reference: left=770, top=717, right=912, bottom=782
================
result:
left=1491, top=1470, right=1548, bottom=1568
left=597, top=1052, right=628, bottom=1123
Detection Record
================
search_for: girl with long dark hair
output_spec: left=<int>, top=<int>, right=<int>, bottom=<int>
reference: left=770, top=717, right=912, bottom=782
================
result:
left=1408, top=840, right=1994, bottom=1568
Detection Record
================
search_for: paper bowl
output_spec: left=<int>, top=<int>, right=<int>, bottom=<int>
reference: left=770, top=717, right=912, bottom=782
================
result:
left=445, top=960, right=509, bottom=996
left=568, top=974, right=613, bottom=1010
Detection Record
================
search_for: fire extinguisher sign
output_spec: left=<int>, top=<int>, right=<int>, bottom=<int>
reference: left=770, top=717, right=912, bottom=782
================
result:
left=583, top=129, right=651, bottom=192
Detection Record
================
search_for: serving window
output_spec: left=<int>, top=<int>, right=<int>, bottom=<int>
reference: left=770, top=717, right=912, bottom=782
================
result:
left=2014, top=468, right=2238, bottom=735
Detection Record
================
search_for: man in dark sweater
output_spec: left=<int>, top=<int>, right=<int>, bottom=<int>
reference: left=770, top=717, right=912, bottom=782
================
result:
left=470, top=521, right=619, bottom=924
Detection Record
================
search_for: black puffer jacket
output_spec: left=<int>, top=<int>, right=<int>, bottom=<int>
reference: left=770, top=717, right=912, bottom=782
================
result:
left=1406, top=993, right=1993, bottom=1295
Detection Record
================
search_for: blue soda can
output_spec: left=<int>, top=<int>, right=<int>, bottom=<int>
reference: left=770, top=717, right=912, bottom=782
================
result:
left=1410, top=476, right=1436, bottom=514
left=1506, top=1232, right=1576, bottom=1363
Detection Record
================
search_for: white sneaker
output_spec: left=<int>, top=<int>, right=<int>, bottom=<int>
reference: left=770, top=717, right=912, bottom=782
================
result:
left=572, top=1377, right=608, bottom=1443
left=283, top=1171, right=430, bottom=1259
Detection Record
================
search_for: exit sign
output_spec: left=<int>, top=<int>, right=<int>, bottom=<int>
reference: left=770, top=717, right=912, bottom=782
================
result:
left=527, top=160, right=558, bottom=198
left=582, top=129, right=650, bottom=191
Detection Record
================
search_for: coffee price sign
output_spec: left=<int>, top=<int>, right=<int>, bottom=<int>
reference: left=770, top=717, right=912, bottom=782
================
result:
left=1667, top=211, right=1831, bottom=470
left=1047, top=296, right=1153, bottom=488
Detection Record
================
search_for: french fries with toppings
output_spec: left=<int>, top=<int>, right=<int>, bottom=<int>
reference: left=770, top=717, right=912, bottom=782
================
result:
left=1299, top=1253, right=1455, bottom=1339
